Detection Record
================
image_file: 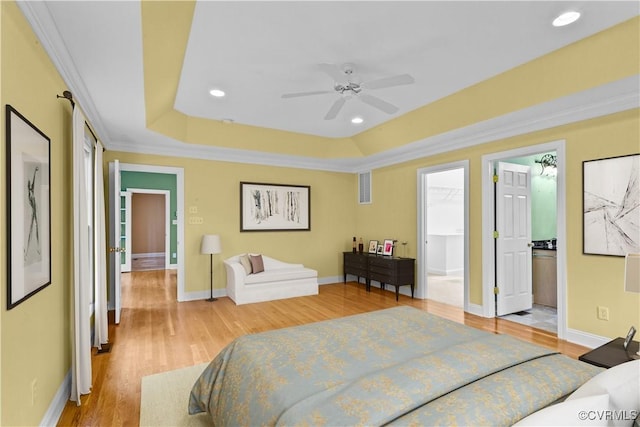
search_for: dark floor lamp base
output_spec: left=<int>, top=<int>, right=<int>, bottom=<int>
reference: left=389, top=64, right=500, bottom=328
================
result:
left=207, top=254, right=217, bottom=302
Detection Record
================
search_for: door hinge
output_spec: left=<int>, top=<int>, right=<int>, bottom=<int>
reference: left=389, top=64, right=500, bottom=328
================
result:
left=494, top=286, right=499, bottom=295
left=493, top=230, right=499, bottom=239
left=493, top=174, right=499, bottom=183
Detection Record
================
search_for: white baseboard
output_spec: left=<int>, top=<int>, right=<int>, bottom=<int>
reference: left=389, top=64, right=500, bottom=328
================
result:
left=318, top=276, right=342, bottom=285
left=131, top=252, right=165, bottom=258
left=181, top=277, right=340, bottom=301
left=565, top=328, right=610, bottom=349
left=167, top=263, right=178, bottom=270
left=40, top=370, right=71, bottom=427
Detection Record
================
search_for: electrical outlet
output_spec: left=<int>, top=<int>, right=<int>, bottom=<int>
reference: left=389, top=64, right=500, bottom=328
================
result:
left=31, top=378, right=37, bottom=406
left=597, top=306, right=609, bottom=321
left=188, top=206, right=198, bottom=214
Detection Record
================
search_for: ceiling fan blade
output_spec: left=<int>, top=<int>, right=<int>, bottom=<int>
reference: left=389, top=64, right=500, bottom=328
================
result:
left=362, top=74, right=415, bottom=90
left=324, top=97, right=346, bottom=120
left=359, top=93, right=399, bottom=114
left=319, top=63, right=347, bottom=82
left=282, top=90, right=334, bottom=99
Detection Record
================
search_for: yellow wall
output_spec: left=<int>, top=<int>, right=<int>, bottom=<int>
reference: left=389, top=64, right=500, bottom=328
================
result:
left=0, top=2, right=639, bottom=425
left=109, top=109, right=639, bottom=341
left=1, top=2, right=73, bottom=425
left=104, top=151, right=357, bottom=293
left=355, top=109, right=640, bottom=336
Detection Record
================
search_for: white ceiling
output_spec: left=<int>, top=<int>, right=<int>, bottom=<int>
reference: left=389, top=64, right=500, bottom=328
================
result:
left=20, top=2, right=640, bottom=150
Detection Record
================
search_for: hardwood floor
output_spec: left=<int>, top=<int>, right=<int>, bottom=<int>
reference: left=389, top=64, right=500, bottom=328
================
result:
left=56, top=271, right=590, bottom=426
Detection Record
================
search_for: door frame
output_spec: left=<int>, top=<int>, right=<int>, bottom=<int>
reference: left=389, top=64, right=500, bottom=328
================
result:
left=416, top=160, right=470, bottom=312
left=125, top=188, right=171, bottom=270
left=481, top=140, right=566, bottom=339
left=118, top=163, right=185, bottom=301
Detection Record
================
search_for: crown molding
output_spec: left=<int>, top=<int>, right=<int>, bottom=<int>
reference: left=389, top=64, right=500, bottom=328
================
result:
left=357, top=75, right=639, bottom=172
left=110, top=76, right=638, bottom=173
left=107, top=136, right=362, bottom=173
left=17, top=0, right=111, bottom=143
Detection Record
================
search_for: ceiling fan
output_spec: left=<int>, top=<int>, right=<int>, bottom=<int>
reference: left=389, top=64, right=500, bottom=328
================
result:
left=281, top=63, right=415, bottom=120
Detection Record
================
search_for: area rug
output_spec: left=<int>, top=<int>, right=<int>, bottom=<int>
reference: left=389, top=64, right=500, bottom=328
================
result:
left=139, top=363, right=210, bottom=426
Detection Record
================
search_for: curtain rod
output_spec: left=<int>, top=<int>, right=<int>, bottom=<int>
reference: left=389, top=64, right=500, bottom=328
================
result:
left=57, top=90, right=104, bottom=151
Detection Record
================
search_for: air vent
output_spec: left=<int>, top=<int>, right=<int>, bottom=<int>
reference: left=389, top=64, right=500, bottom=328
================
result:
left=358, top=171, right=372, bottom=204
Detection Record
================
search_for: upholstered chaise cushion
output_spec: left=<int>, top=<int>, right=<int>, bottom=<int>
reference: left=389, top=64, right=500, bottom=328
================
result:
left=244, top=268, right=318, bottom=285
left=224, top=254, right=319, bottom=305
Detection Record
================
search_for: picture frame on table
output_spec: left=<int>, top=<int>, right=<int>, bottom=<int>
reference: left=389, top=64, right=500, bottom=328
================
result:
left=6, top=105, right=51, bottom=309
left=583, top=153, right=639, bottom=256
left=376, top=244, right=384, bottom=255
left=240, top=182, right=310, bottom=232
left=382, top=239, right=394, bottom=256
left=368, top=240, right=378, bottom=254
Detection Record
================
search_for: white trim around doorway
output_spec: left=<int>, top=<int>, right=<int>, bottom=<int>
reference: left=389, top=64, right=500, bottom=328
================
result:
left=125, top=188, right=172, bottom=270
left=480, top=140, right=567, bottom=339
left=417, top=160, right=470, bottom=313
left=119, top=163, right=187, bottom=301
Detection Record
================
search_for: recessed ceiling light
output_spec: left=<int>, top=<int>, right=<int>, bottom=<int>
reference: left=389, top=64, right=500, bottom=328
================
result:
left=351, top=116, right=364, bottom=124
left=553, top=11, right=581, bottom=27
left=209, top=88, right=225, bottom=97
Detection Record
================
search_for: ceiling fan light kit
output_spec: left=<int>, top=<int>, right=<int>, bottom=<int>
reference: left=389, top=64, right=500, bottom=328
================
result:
left=282, top=63, right=415, bottom=121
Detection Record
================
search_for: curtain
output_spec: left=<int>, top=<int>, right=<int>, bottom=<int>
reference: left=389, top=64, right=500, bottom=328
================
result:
left=71, top=106, right=92, bottom=404
left=93, top=141, right=108, bottom=348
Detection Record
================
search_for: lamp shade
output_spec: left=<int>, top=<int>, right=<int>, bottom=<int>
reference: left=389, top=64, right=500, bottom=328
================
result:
left=625, top=253, right=640, bottom=293
left=201, top=234, right=222, bottom=255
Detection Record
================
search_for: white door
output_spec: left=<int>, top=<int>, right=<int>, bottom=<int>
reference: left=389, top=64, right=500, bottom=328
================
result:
left=108, top=160, right=122, bottom=324
left=496, top=162, right=532, bottom=316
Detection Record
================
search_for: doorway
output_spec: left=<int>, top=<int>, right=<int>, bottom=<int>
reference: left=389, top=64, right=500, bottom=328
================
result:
left=481, top=140, right=566, bottom=338
left=108, top=162, right=185, bottom=324
left=417, top=161, right=469, bottom=311
left=128, top=190, right=170, bottom=271
left=494, top=152, right=558, bottom=333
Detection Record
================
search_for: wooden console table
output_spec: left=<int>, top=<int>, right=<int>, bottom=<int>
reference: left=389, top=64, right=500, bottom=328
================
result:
left=343, top=252, right=415, bottom=301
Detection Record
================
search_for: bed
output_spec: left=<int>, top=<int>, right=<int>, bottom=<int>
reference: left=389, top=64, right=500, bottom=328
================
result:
left=188, top=306, right=605, bottom=426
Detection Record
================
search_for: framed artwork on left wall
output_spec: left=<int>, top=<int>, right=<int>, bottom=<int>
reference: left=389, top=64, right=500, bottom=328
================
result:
left=6, top=105, right=51, bottom=309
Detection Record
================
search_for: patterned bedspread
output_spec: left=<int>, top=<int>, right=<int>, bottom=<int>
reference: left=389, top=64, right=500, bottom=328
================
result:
left=189, top=306, right=602, bottom=426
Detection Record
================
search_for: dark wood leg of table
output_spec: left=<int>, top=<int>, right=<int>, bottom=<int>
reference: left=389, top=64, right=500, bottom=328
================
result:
left=395, top=286, right=400, bottom=301
left=411, top=284, right=414, bottom=298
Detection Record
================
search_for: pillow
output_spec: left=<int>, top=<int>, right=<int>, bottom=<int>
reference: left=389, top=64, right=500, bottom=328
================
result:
left=568, top=360, right=639, bottom=427
left=250, top=254, right=264, bottom=274
left=513, top=394, right=610, bottom=426
left=239, top=254, right=252, bottom=275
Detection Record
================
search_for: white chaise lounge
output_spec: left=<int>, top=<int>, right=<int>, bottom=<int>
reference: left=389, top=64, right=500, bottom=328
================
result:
left=224, top=254, right=318, bottom=305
